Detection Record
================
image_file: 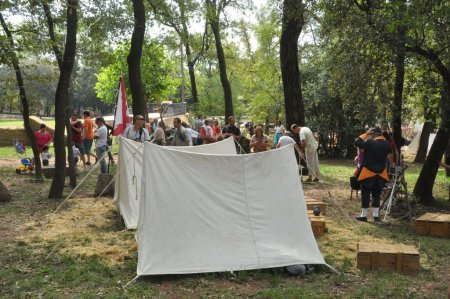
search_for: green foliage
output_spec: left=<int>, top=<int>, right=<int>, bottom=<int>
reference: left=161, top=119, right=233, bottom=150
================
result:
left=196, top=74, right=225, bottom=116
left=243, top=8, right=284, bottom=124
left=94, top=40, right=178, bottom=105
left=72, top=66, right=113, bottom=115
left=0, top=61, right=58, bottom=115
left=403, top=61, right=441, bottom=124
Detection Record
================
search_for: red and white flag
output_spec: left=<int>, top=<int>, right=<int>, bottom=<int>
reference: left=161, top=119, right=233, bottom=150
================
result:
left=113, top=77, right=130, bottom=136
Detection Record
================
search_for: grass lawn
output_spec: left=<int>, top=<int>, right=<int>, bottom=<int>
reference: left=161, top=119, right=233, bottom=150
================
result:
left=0, top=138, right=119, bottom=159
left=0, top=158, right=449, bottom=298
left=0, top=119, right=56, bottom=128
left=0, top=144, right=55, bottom=158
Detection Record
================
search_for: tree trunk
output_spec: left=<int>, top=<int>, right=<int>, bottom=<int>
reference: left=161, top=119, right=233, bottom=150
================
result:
left=48, top=0, right=78, bottom=199
left=128, top=0, right=146, bottom=117
left=206, top=1, right=233, bottom=120
left=186, top=49, right=199, bottom=104
left=181, top=5, right=199, bottom=104
left=280, top=0, right=305, bottom=129
left=413, top=128, right=450, bottom=204
left=392, top=1, right=406, bottom=156
left=413, top=81, right=450, bottom=204
left=179, top=43, right=186, bottom=102
left=413, top=121, right=433, bottom=163
left=0, top=12, right=42, bottom=178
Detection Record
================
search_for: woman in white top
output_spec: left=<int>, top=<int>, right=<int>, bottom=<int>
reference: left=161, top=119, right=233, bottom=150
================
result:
left=273, top=120, right=284, bottom=147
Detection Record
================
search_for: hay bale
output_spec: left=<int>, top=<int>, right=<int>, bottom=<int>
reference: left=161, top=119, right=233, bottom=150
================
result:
left=0, top=127, right=29, bottom=146
left=0, top=180, right=12, bottom=202
left=0, top=117, right=56, bottom=146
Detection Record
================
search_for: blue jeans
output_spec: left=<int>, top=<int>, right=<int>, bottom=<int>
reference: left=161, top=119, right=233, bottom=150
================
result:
left=83, top=139, right=93, bottom=155
left=95, top=145, right=108, bottom=173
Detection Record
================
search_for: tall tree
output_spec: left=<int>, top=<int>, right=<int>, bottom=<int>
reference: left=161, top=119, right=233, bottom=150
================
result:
left=391, top=0, right=407, bottom=155
left=205, top=0, right=233, bottom=120
left=280, top=0, right=305, bottom=128
left=406, top=1, right=450, bottom=204
left=412, top=54, right=450, bottom=203
left=0, top=6, right=42, bottom=178
left=128, top=0, right=146, bottom=118
left=41, top=0, right=77, bottom=188
left=48, top=0, right=79, bottom=199
left=147, top=0, right=207, bottom=104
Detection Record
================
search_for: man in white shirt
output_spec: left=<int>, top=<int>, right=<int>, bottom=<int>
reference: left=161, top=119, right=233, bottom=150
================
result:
left=181, top=122, right=198, bottom=146
left=291, top=124, right=320, bottom=182
left=122, top=115, right=150, bottom=142
left=277, top=130, right=304, bottom=160
left=94, top=117, right=108, bottom=173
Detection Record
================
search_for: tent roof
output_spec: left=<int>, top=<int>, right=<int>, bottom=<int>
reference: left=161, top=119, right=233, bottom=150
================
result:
left=115, top=137, right=238, bottom=229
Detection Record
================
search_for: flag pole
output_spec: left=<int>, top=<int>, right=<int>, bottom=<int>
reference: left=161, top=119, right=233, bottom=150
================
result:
left=111, top=76, right=122, bottom=135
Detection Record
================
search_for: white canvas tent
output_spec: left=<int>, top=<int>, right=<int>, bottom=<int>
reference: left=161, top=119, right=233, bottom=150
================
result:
left=405, top=123, right=436, bottom=156
left=114, top=137, right=238, bottom=229
left=137, top=142, right=327, bottom=276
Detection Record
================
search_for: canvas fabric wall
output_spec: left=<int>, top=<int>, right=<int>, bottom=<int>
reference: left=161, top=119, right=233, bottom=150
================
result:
left=137, top=142, right=326, bottom=275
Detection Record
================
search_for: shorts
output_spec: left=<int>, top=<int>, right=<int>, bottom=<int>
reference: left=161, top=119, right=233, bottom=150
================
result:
left=74, top=141, right=85, bottom=155
left=83, top=139, right=93, bottom=154
left=42, top=159, right=49, bottom=166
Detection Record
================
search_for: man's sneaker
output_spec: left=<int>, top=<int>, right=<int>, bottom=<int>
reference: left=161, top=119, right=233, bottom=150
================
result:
left=356, top=216, right=367, bottom=222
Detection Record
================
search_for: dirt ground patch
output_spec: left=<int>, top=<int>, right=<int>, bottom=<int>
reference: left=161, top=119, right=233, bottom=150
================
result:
left=0, top=157, right=22, bottom=169
left=1, top=159, right=449, bottom=298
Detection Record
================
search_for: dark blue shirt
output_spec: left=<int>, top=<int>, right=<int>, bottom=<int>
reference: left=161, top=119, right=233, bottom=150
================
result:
left=355, top=137, right=392, bottom=174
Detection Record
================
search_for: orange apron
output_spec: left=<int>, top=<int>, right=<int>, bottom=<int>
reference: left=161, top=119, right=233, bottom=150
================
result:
left=357, top=135, right=389, bottom=182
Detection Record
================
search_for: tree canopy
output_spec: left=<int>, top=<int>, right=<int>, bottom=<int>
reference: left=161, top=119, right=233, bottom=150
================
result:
left=95, top=40, right=177, bottom=105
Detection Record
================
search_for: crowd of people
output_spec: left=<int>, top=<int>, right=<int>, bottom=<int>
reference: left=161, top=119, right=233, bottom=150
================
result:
left=33, top=113, right=322, bottom=181
left=119, top=115, right=321, bottom=183
left=33, top=111, right=114, bottom=174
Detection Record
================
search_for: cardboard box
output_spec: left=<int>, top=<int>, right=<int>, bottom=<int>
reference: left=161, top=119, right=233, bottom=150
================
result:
left=357, top=243, right=420, bottom=273
left=415, top=213, right=450, bottom=238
